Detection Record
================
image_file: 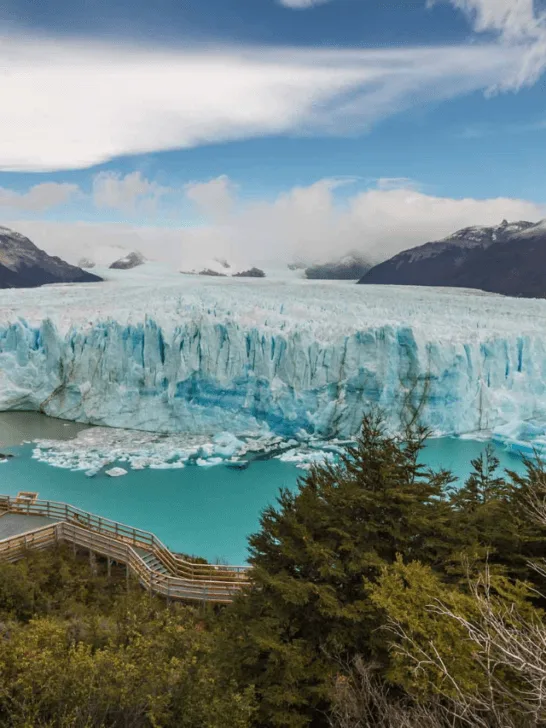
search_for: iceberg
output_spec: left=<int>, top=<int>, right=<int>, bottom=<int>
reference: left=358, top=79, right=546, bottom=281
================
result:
left=1, top=270, right=546, bottom=448
left=105, top=467, right=128, bottom=478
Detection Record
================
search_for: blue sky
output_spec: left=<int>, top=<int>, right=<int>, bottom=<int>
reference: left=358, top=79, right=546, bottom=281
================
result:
left=2, top=0, right=472, bottom=48
left=1, top=0, right=546, bottom=267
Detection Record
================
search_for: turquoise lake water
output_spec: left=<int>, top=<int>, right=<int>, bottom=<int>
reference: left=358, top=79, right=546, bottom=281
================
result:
left=0, top=413, right=527, bottom=564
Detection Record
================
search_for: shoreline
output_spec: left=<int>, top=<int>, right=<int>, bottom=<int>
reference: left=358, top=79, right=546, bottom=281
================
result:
left=0, top=411, right=91, bottom=448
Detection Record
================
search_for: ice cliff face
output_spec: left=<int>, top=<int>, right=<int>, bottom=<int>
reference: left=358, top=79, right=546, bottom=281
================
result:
left=1, top=269, right=546, bottom=442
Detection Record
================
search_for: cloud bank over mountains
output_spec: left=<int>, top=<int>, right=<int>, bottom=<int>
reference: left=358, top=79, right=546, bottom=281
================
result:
left=5, top=176, right=544, bottom=271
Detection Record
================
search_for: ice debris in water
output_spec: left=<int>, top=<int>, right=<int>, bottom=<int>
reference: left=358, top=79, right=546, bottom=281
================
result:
left=32, top=427, right=248, bottom=475
left=276, top=448, right=336, bottom=470
left=30, top=426, right=350, bottom=474
left=105, top=467, right=128, bottom=478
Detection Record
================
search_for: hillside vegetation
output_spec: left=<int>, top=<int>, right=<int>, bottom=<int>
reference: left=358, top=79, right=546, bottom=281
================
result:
left=2, top=413, right=546, bottom=727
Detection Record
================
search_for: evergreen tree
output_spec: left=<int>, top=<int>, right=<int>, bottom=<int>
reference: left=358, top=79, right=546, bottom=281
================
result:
left=223, top=412, right=457, bottom=727
left=451, top=445, right=508, bottom=511
left=505, top=453, right=546, bottom=587
left=449, top=446, right=546, bottom=584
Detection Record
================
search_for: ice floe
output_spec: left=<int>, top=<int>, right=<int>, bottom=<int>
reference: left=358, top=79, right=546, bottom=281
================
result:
left=105, top=467, right=128, bottom=477
left=30, top=425, right=354, bottom=474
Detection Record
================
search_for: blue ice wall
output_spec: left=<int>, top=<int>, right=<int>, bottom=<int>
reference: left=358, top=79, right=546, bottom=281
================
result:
left=0, top=317, right=545, bottom=438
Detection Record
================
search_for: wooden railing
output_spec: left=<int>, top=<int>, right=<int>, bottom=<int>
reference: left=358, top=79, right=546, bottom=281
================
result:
left=0, top=522, right=59, bottom=562
left=0, top=495, right=251, bottom=603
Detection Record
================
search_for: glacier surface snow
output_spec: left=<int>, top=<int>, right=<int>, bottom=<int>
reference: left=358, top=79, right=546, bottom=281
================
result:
left=1, top=266, right=546, bottom=453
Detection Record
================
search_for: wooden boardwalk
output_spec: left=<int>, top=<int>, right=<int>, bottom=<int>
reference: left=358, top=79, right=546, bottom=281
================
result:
left=0, top=493, right=251, bottom=603
left=0, top=513, right=60, bottom=539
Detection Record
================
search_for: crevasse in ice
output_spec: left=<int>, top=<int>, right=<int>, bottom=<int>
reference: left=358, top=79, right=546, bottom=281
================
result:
left=1, top=268, right=546, bottom=447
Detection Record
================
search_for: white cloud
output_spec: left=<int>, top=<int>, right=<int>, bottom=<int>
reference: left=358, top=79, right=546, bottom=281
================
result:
left=0, top=182, right=78, bottom=211
left=375, top=177, right=421, bottom=191
left=92, top=171, right=169, bottom=211
left=7, top=179, right=545, bottom=270
left=446, top=0, right=540, bottom=38
left=281, top=0, right=546, bottom=90
left=278, top=0, right=331, bottom=8
left=184, top=178, right=546, bottom=265
left=185, top=176, right=238, bottom=221
left=0, top=34, right=524, bottom=172
left=442, top=0, right=546, bottom=87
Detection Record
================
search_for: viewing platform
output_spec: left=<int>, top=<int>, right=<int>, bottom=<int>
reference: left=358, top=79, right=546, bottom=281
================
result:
left=0, top=492, right=251, bottom=603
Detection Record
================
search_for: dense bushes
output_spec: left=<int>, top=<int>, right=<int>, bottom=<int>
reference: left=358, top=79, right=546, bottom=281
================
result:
left=2, top=413, right=546, bottom=727
left=0, top=551, right=254, bottom=727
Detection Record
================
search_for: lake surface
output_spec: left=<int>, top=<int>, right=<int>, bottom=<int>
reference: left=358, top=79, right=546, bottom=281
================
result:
left=0, top=413, right=526, bottom=564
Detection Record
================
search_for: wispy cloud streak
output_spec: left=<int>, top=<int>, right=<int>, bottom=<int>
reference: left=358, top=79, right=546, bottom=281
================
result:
left=0, top=34, right=522, bottom=171
left=441, top=0, right=546, bottom=88
left=278, top=0, right=331, bottom=8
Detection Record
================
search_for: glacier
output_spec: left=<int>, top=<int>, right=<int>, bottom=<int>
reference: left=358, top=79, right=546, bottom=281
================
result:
left=1, top=266, right=546, bottom=452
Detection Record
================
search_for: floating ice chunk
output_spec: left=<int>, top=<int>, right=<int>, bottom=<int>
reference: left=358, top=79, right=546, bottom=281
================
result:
left=105, top=467, right=128, bottom=477
left=212, top=431, right=245, bottom=458
left=226, top=459, right=249, bottom=470
left=276, top=447, right=336, bottom=470
left=196, top=457, right=223, bottom=467
left=488, top=418, right=546, bottom=456
left=150, top=461, right=185, bottom=469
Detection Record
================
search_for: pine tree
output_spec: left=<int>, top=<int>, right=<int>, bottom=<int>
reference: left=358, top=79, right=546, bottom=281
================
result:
left=223, top=412, right=457, bottom=727
left=449, top=446, right=546, bottom=584
left=451, top=445, right=508, bottom=511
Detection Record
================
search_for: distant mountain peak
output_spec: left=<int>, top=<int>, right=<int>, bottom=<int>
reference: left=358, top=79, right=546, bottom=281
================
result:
left=305, top=252, right=371, bottom=280
left=443, top=219, right=535, bottom=245
left=359, top=218, right=546, bottom=298
left=78, top=257, right=96, bottom=269
left=0, top=226, right=102, bottom=288
left=109, top=251, right=146, bottom=270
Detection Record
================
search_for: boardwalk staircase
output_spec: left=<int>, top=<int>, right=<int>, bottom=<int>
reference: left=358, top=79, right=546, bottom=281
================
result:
left=0, top=493, right=251, bottom=603
left=135, top=547, right=172, bottom=575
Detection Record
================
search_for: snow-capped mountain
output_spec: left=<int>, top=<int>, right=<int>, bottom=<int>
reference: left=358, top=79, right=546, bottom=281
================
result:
left=109, top=251, right=146, bottom=270
left=78, top=257, right=96, bottom=269
left=359, top=219, right=546, bottom=297
left=305, top=253, right=371, bottom=280
left=0, top=227, right=102, bottom=288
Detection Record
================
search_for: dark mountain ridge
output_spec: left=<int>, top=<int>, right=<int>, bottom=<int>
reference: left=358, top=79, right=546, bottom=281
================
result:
left=359, top=219, right=546, bottom=297
left=0, top=227, right=102, bottom=288
left=305, top=253, right=371, bottom=280
left=109, top=251, right=146, bottom=270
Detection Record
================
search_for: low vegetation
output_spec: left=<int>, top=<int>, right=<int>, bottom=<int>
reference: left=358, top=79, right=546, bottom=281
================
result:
left=2, top=412, right=546, bottom=727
